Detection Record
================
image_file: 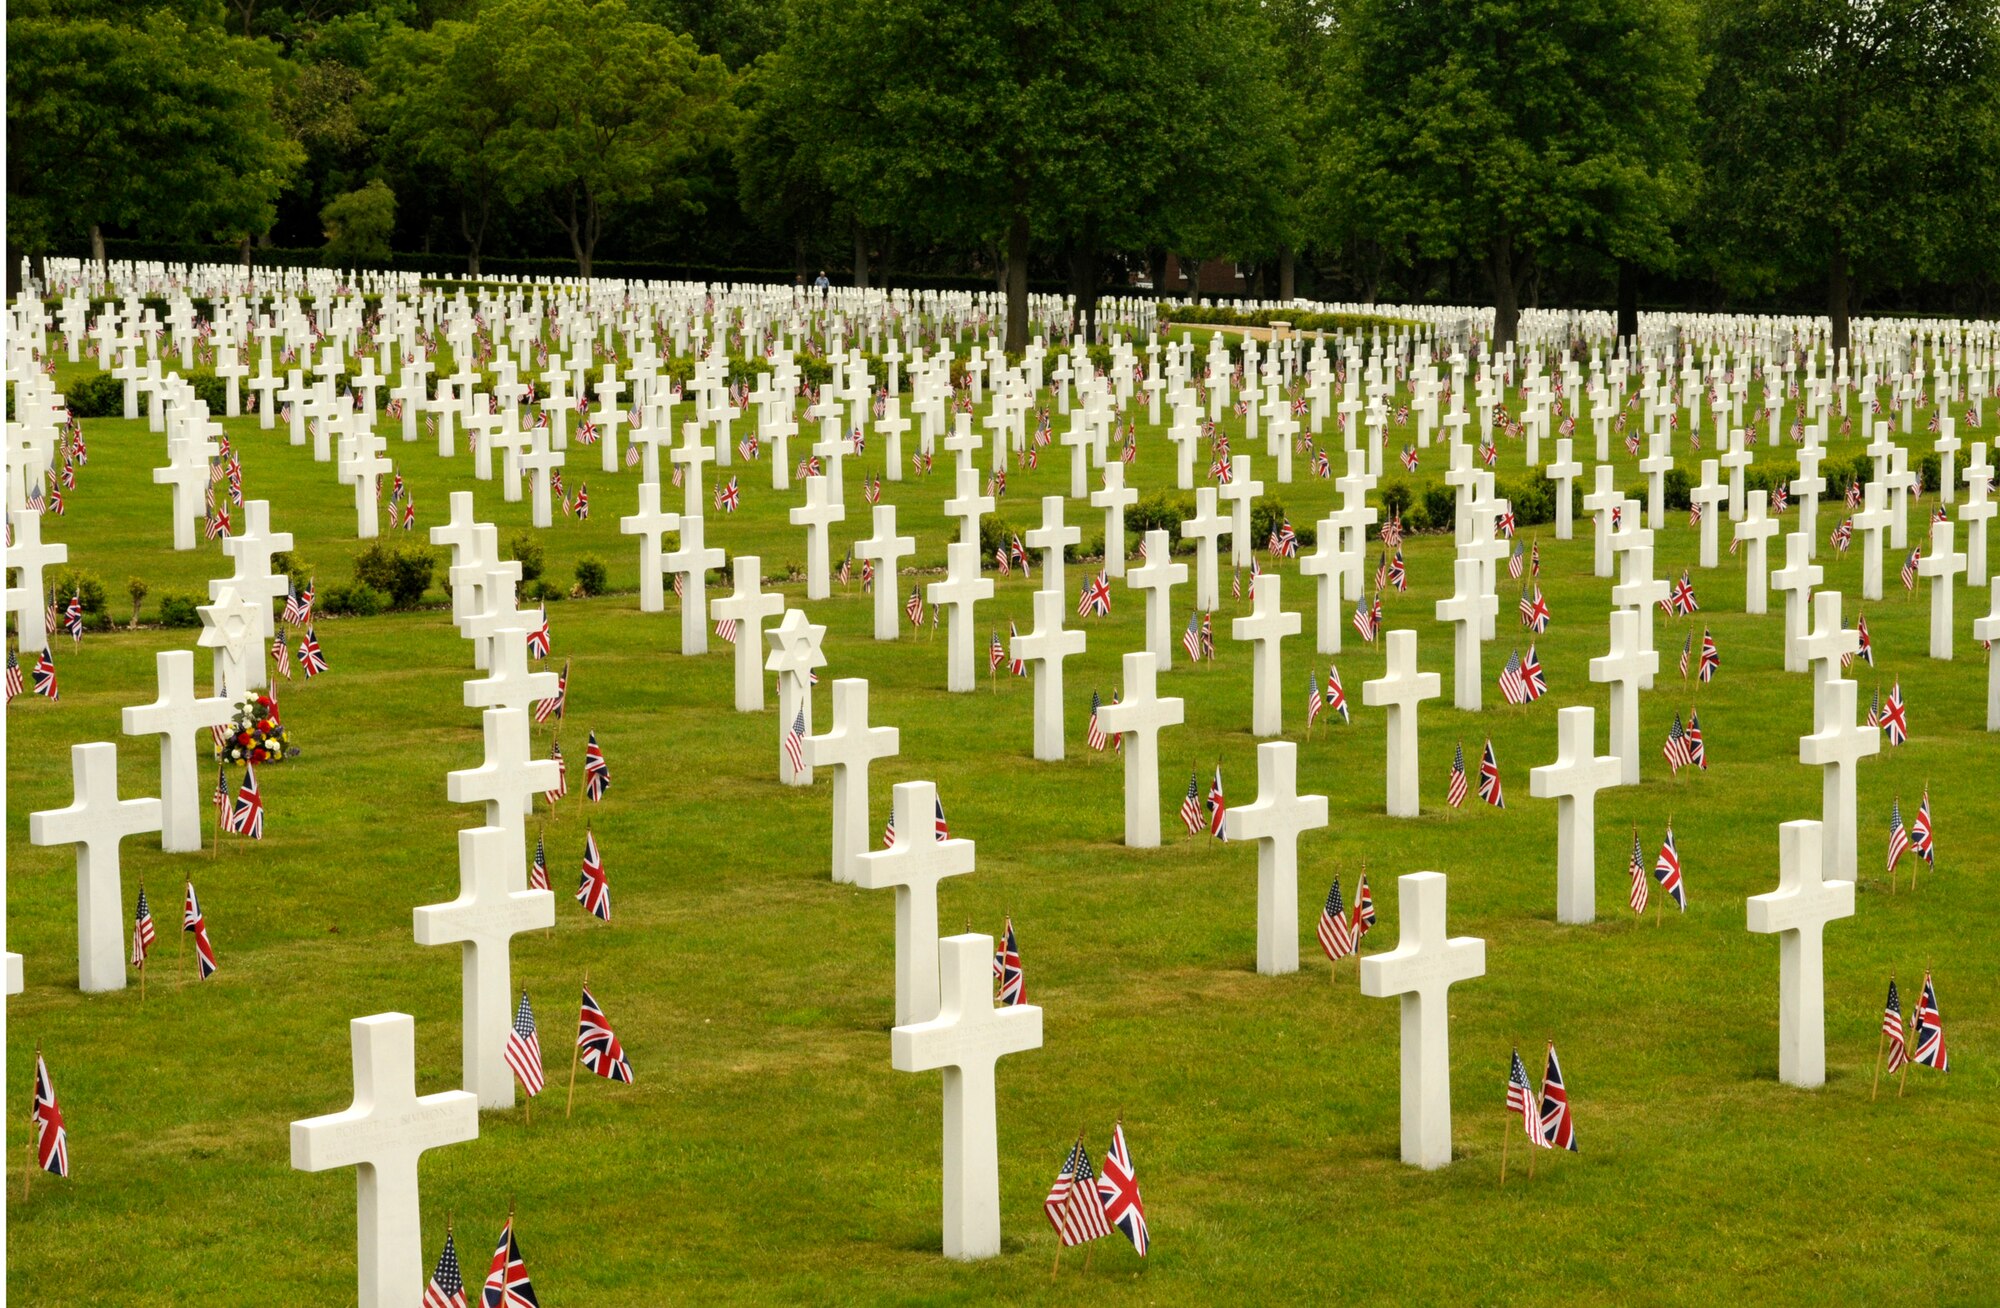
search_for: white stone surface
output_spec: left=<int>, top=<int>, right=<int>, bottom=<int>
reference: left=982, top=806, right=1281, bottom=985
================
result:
left=1917, top=518, right=1967, bottom=659
left=1747, top=820, right=1854, bottom=1089
left=1362, top=630, right=1441, bottom=817
left=1010, top=589, right=1087, bottom=760
left=121, top=650, right=233, bottom=852
left=1527, top=707, right=1624, bottom=924
left=1800, top=679, right=1879, bottom=887
left=27, top=742, right=163, bottom=992
left=1587, top=609, right=1656, bottom=786
left=851, top=781, right=975, bottom=1025
left=713, top=557, right=785, bottom=711
left=1095, top=651, right=1185, bottom=848
left=1223, top=742, right=1328, bottom=976
left=1232, top=572, right=1301, bottom=736
left=802, top=679, right=899, bottom=884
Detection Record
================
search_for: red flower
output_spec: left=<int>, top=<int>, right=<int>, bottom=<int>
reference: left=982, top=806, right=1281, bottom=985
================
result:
left=236, top=730, right=252, bottom=746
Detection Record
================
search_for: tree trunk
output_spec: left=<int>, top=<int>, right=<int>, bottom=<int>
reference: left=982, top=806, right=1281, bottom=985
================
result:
left=90, top=222, right=107, bottom=274
left=239, top=235, right=253, bottom=267
left=1616, top=258, right=1639, bottom=346
left=1487, top=230, right=1520, bottom=353
left=1068, top=243, right=1101, bottom=345
left=1278, top=244, right=1295, bottom=302
left=461, top=201, right=485, bottom=277
left=1004, top=197, right=1030, bottom=355
left=852, top=218, right=870, bottom=289
left=1146, top=247, right=1168, bottom=298
left=1828, top=241, right=1851, bottom=357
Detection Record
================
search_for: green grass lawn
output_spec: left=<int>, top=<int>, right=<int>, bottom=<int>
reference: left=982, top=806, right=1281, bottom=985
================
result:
left=7, top=345, right=1998, bottom=1304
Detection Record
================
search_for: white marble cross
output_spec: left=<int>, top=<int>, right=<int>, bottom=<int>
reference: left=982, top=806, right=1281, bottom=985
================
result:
left=1528, top=707, right=1625, bottom=924
left=1126, top=528, right=1188, bottom=668
left=1580, top=464, right=1621, bottom=578
left=27, top=742, right=163, bottom=992
left=413, top=826, right=554, bottom=1109
left=1358, top=872, right=1486, bottom=1170
left=1799, top=678, right=1879, bottom=886
left=1771, top=531, right=1823, bottom=672
left=1435, top=556, right=1497, bottom=711
left=1975, top=577, right=2000, bottom=730
left=663, top=513, right=726, bottom=655
left=1917, top=518, right=1967, bottom=660
left=1025, top=495, right=1081, bottom=598
left=197, top=584, right=265, bottom=701
left=712, top=556, right=785, bottom=711
left=1959, top=442, right=1993, bottom=584
left=1011, top=588, right=1087, bottom=760
left=1692, top=459, right=1729, bottom=567
left=1232, top=572, right=1301, bottom=736
left=519, top=435, right=567, bottom=529
left=1179, top=486, right=1229, bottom=611
left=851, top=780, right=975, bottom=1024
left=1218, top=455, right=1263, bottom=567
left=1798, top=592, right=1861, bottom=715
left=802, top=679, right=899, bottom=884
left=1733, top=495, right=1781, bottom=613
left=1793, top=443, right=1827, bottom=554
left=765, top=608, right=828, bottom=785
left=1609, top=536, right=1667, bottom=690
left=1746, top=820, right=1853, bottom=1088
left=1853, top=481, right=1893, bottom=601
left=7, top=508, right=67, bottom=655
left=1096, top=651, right=1185, bottom=848
left=290, top=1013, right=478, bottom=1308
left=1091, top=462, right=1138, bottom=577
left=1297, top=509, right=1347, bottom=656
left=791, top=475, right=845, bottom=601
left=890, top=933, right=1042, bottom=1261
left=121, top=650, right=233, bottom=852
left=1362, top=630, right=1442, bottom=817
left=1587, top=608, right=1656, bottom=786
left=619, top=479, right=680, bottom=613
left=446, top=707, right=556, bottom=846
left=942, top=464, right=995, bottom=550
left=855, top=504, right=917, bottom=640
left=1223, top=741, right=1328, bottom=975
left=672, top=424, right=716, bottom=517
left=1545, top=439, right=1582, bottom=539
left=926, top=542, right=994, bottom=694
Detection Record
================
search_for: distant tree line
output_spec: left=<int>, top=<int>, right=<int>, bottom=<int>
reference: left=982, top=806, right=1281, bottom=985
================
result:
left=9, top=0, right=2000, bottom=350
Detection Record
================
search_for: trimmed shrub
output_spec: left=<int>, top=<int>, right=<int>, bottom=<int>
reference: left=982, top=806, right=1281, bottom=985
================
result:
left=1663, top=466, right=1692, bottom=510
left=506, top=532, right=545, bottom=582
left=573, top=555, right=609, bottom=596
left=1422, top=484, right=1456, bottom=533
left=157, top=591, right=202, bottom=627
left=61, top=372, right=124, bottom=418
left=46, top=567, right=107, bottom=618
left=319, top=583, right=387, bottom=617
left=353, top=542, right=436, bottom=610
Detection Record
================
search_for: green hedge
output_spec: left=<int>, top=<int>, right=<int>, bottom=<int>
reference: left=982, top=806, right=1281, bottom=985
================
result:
left=1160, top=305, right=1419, bottom=334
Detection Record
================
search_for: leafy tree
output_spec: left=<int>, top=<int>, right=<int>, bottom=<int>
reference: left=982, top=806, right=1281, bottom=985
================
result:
left=6, top=7, right=302, bottom=272
left=1330, top=0, right=1704, bottom=349
left=475, top=0, right=737, bottom=276
left=1697, top=0, right=2000, bottom=352
left=319, top=179, right=396, bottom=259
left=370, top=19, right=512, bottom=273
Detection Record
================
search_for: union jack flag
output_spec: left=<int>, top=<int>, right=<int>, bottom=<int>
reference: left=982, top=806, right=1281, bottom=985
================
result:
left=1911, top=786, right=1934, bottom=864
left=1667, top=569, right=1699, bottom=616
left=577, top=982, right=633, bottom=1082
left=1520, top=584, right=1550, bottom=632
left=183, top=881, right=218, bottom=979
left=1654, top=824, right=1685, bottom=909
left=31, top=649, right=59, bottom=700
left=1097, top=1121, right=1149, bottom=1255
left=994, top=918, right=1024, bottom=1005
left=582, top=731, right=610, bottom=800
left=576, top=827, right=610, bottom=920
left=30, top=1053, right=68, bottom=1179
left=1478, top=738, right=1504, bottom=807
left=1539, top=1043, right=1577, bottom=1151
left=299, top=629, right=327, bottom=676
left=1880, top=680, right=1908, bottom=745
left=1911, top=974, right=1947, bottom=1071
left=480, top=1215, right=539, bottom=1307
left=1078, top=572, right=1112, bottom=617
left=228, top=763, right=264, bottom=839
left=1206, top=765, right=1227, bottom=838
left=1698, top=628, right=1720, bottom=682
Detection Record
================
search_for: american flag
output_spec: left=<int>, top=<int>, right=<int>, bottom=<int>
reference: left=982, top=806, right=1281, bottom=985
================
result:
left=1044, top=1139, right=1112, bottom=1246
left=527, top=607, right=552, bottom=659
left=1351, top=591, right=1377, bottom=642
left=5, top=650, right=23, bottom=701
left=546, top=738, right=568, bottom=803
left=1662, top=713, right=1694, bottom=772
left=576, top=827, right=610, bottom=920
left=582, top=731, right=610, bottom=800
left=988, top=630, right=1004, bottom=673
left=531, top=831, right=550, bottom=891
left=423, top=1230, right=467, bottom=1308
left=1881, top=680, right=1908, bottom=745
left=131, top=885, right=156, bottom=967
left=1507, top=542, right=1524, bottom=580
left=1901, top=548, right=1921, bottom=591
left=271, top=634, right=292, bottom=679
left=299, top=628, right=327, bottom=676
left=995, top=546, right=1011, bottom=576
left=905, top=587, right=924, bottom=626
left=1447, top=742, right=1469, bottom=808
left=1178, top=766, right=1204, bottom=834
left=1086, top=691, right=1108, bottom=752
left=213, top=762, right=230, bottom=822
left=1912, top=786, right=1934, bottom=864
left=1654, top=825, right=1685, bottom=909
left=1698, top=628, right=1720, bottom=682
left=994, top=918, right=1024, bottom=1005
left=1182, top=611, right=1202, bottom=662
left=1831, top=517, right=1853, bottom=551
left=1317, top=876, right=1355, bottom=960
left=783, top=707, right=807, bottom=773
left=1506, top=1048, right=1542, bottom=1145
left=32, top=649, right=58, bottom=700
left=228, top=763, right=264, bottom=840
left=1478, top=739, right=1504, bottom=807
left=183, top=881, right=218, bottom=979
left=31, top=1053, right=68, bottom=1179
left=1231, top=567, right=1243, bottom=600
left=1629, top=829, right=1649, bottom=914
left=1886, top=798, right=1911, bottom=872
left=577, top=982, right=633, bottom=1082
left=1096, top=1121, right=1149, bottom=1255
left=1882, top=978, right=1909, bottom=1073
left=1539, top=1043, right=1577, bottom=1151
left=1080, top=572, right=1112, bottom=617
left=480, top=1216, right=538, bottom=1307
left=1912, top=974, right=1947, bottom=1070
left=504, top=989, right=545, bottom=1096
left=1498, top=648, right=1530, bottom=705
left=1206, top=765, right=1227, bottom=838
left=535, top=660, right=569, bottom=723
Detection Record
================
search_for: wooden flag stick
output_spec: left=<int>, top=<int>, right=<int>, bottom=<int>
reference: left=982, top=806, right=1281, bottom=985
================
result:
left=23, top=1045, right=37, bottom=1203
left=1500, top=1117, right=1511, bottom=1187
left=1870, top=1027, right=1885, bottom=1101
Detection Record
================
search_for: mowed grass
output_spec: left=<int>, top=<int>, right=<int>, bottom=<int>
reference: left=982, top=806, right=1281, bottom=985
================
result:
left=7, top=346, right=1999, bottom=1304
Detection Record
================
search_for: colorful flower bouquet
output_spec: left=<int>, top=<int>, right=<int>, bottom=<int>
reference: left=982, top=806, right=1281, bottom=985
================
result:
left=217, top=694, right=298, bottom=764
